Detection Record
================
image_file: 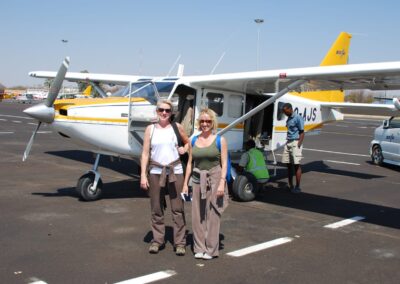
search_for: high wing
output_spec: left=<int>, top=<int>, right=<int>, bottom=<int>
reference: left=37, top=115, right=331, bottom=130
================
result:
left=29, top=71, right=152, bottom=85
left=183, top=61, right=400, bottom=95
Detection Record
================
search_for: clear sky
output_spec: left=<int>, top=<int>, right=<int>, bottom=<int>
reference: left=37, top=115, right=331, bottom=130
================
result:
left=1, top=0, right=400, bottom=87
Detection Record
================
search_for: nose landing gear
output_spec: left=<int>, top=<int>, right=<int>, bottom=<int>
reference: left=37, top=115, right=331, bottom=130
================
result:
left=76, top=153, right=103, bottom=201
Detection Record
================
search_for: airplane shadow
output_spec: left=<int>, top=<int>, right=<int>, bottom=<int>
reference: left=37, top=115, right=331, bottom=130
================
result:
left=32, top=179, right=148, bottom=201
left=45, top=150, right=140, bottom=178
left=258, top=160, right=399, bottom=230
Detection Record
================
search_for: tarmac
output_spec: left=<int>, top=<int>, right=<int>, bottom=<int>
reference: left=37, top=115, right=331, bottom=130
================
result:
left=0, top=101, right=399, bottom=284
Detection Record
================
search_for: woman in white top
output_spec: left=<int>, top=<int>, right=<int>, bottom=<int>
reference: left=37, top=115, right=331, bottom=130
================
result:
left=140, top=100, right=189, bottom=256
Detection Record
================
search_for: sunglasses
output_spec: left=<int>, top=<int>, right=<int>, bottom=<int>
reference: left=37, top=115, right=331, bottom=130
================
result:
left=157, top=108, right=171, bottom=113
left=200, top=119, right=212, bottom=124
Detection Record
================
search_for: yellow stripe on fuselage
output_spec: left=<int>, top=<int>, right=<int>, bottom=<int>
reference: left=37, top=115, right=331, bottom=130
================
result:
left=54, top=97, right=146, bottom=111
left=274, top=123, right=323, bottom=132
left=54, top=115, right=128, bottom=124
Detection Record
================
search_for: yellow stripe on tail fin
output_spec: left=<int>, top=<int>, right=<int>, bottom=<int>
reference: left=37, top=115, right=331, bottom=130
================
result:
left=291, top=32, right=352, bottom=102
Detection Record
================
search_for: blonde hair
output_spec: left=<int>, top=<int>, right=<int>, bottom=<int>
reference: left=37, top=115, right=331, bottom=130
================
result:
left=196, top=108, right=218, bottom=132
left=156, top=99, right=173, bottom=110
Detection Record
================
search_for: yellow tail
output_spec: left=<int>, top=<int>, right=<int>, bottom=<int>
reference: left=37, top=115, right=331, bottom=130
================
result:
left=82, top=85, right=92, bottom=96
left=291, top=32, right=352, bottom=102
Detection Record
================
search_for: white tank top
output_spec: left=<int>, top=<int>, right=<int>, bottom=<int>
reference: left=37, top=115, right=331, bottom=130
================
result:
left=149, top=124, right=183, bottom=175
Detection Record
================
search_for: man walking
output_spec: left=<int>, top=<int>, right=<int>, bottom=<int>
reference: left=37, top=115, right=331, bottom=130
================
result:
left=281, top=103, right=304, bottom=193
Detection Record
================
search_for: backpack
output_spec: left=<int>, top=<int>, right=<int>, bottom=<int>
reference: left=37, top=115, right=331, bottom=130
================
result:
left=191, top=134, right=232, bottom=182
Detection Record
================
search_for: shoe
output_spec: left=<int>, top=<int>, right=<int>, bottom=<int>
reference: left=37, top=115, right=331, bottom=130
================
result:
left=149, top=242, right=160, bottom=254
left=175, top=245, right=186, bottom=256
left=202, top=253, right=213, bottom=260
left=291, top=186, right=301, bottom=194
left=194, top=252, right=204, bottom=259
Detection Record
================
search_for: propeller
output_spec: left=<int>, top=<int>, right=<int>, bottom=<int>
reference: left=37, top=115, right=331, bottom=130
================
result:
left=22, top=57, right=70, bottom=161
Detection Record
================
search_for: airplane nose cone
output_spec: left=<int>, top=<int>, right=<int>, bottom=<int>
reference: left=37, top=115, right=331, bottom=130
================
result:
left=23, top=103, right=55, bottom=123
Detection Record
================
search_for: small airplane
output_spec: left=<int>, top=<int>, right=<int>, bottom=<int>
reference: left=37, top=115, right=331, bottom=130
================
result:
left=23, top=32, right=400, bottom=201
left=61, top=39, right=68, bottom=43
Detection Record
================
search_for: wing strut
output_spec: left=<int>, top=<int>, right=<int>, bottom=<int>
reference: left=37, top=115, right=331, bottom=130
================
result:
left=217, top=79, right=307, bottom=136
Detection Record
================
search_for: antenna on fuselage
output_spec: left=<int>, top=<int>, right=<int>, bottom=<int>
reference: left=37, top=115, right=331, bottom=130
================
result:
left=166, top=54, right=181, bottom=77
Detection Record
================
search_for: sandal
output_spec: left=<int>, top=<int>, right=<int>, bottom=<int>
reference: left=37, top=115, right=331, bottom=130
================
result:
left=175, top=245, right=186, bottom=256
left=149, top=242, right=160, bottom=254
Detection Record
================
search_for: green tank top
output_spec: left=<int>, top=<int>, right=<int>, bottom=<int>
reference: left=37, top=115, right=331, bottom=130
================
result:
left=192, top=139, right=221, bottom=170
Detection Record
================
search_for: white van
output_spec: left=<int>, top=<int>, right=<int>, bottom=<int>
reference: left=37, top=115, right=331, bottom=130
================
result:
left=370, top=116, right=400, bottom=166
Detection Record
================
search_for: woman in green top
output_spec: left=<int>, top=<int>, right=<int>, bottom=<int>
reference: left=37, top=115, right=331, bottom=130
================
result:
left=183, top=108, right=229, bottom=260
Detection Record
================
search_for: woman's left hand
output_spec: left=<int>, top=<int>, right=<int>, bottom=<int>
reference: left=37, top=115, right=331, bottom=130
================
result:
left=216, top=183, right=225, bottom=197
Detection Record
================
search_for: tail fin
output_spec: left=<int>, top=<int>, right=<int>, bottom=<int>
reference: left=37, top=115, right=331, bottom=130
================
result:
left=291, top=32, right=352, bottom=102
left=82, top=85, right=92, bottom=96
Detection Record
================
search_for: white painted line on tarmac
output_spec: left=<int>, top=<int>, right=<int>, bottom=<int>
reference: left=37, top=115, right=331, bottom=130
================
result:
left=0, top=114, right=33, bottom=120
left=226, top=237, right=294, bottom=257
left=303, top=148, right=370, bottom=157
left=37, top=131, right=52, bottom=134
left=0, top=131, right=14, bottom=134
left=324, top=216, right=365, bottom=229
left=12, top=120, right=22, bottom=123
left=114, top=270, right=177, bottom=284
left=0, top=118, right=7, bottom=121
left=29, top=280, right=48, bottom=284
left=28, top=122, right=38, bottom=125
left=324, top=160, right=361, bottom=166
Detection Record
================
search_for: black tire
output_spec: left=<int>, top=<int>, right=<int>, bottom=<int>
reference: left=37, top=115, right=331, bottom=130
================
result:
left=77, top=173, right=103, bottom=201
left=232, top=173, right=259, bottom=202
left=371, top=145, right=384, bottom=166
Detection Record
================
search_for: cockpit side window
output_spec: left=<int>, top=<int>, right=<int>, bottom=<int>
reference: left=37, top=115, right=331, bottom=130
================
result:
left=206, top=92, right=224, bottom=116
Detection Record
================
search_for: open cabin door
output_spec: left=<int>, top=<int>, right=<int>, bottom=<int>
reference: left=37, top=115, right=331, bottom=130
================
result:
left=128, top=82, right=158, bottom=151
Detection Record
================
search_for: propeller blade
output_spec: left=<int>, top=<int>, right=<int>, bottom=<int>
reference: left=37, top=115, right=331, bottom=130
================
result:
left=22, top=122, right=42, bottom=162
left=45, top=57, right=70, bottom=107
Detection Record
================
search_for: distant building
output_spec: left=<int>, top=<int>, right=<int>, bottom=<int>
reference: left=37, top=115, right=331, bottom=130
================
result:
left=0, top=83, right=6, bottom=99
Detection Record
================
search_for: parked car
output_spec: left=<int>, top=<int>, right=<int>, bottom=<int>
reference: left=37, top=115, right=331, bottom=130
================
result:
left=370, top=116, right=400, bottom=166
left=15, top=93, right=34, bottom=104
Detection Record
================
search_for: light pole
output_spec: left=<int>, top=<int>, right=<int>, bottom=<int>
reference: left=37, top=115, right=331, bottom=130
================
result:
left=254, top=18, right=264, bottom=70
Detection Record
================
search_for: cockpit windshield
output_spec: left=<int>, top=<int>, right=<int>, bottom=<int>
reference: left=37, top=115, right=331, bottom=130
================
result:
left=111, top=81, right=175, bottom=104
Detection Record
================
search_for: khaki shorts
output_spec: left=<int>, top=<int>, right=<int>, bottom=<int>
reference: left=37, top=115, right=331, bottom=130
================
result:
left=282, top=140, right=303, bottom=164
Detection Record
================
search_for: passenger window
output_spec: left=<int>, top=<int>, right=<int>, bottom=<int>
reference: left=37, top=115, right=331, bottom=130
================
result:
left=389, top=117, right=400, bottom=128
left=207, top=92, right=224, bottom=116
left=277, top=102, right=286, bottom=121
left=228, top=95, right=243, bottom=118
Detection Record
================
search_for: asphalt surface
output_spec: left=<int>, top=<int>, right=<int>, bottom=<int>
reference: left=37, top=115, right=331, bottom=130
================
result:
left=0, top=101, right=399, bottom=284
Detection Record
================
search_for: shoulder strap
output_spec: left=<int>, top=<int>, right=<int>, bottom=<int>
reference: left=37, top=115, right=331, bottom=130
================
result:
left=171, top=122, right=183, bottom=147
left=191, top=135, right=199, bottom=147
left=216, top=134, right=221, bottom=152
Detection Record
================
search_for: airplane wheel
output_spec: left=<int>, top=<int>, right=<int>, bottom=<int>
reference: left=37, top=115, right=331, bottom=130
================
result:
left=77, top=173, right=103, bottom=201
left=371, top=145, right=383, bottom=166
left=232, top=173, right=258, bottom=202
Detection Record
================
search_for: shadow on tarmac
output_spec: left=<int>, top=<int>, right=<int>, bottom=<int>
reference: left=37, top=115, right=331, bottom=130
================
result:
left=259, top=160, right=399, bottom=230
left=43, top=151, right=399, bottom=229
left=32, top=179, right=148, bottom=201
left=45, top=150, right=140, bottom=178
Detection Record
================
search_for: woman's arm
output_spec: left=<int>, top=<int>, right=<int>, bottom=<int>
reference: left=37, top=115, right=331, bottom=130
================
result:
left=182, top=142, right=193, bottom=194
left=217, top=136, right=228, bottom=196
left=176, top=122, right=190, bottom=154
left=140, top=125, right=151, bottom=190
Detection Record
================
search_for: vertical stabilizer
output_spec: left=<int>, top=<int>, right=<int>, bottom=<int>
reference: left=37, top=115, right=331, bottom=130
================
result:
left=291, top=32, right=352, bottom=102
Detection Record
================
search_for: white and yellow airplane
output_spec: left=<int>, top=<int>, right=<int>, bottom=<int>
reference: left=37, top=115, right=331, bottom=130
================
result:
left=23, top=32, right=400, bottom=201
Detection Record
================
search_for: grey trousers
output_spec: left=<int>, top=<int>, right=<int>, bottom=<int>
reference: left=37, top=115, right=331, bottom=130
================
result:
left=148, top=173, right=186, bottom=246
left=191, top=182, right=221, bottom=257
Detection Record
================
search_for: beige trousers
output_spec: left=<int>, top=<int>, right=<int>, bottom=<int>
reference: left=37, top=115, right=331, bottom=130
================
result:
left=148, top=174, right=186, bottom=246
left=191, top=166, right=228, bottom=257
